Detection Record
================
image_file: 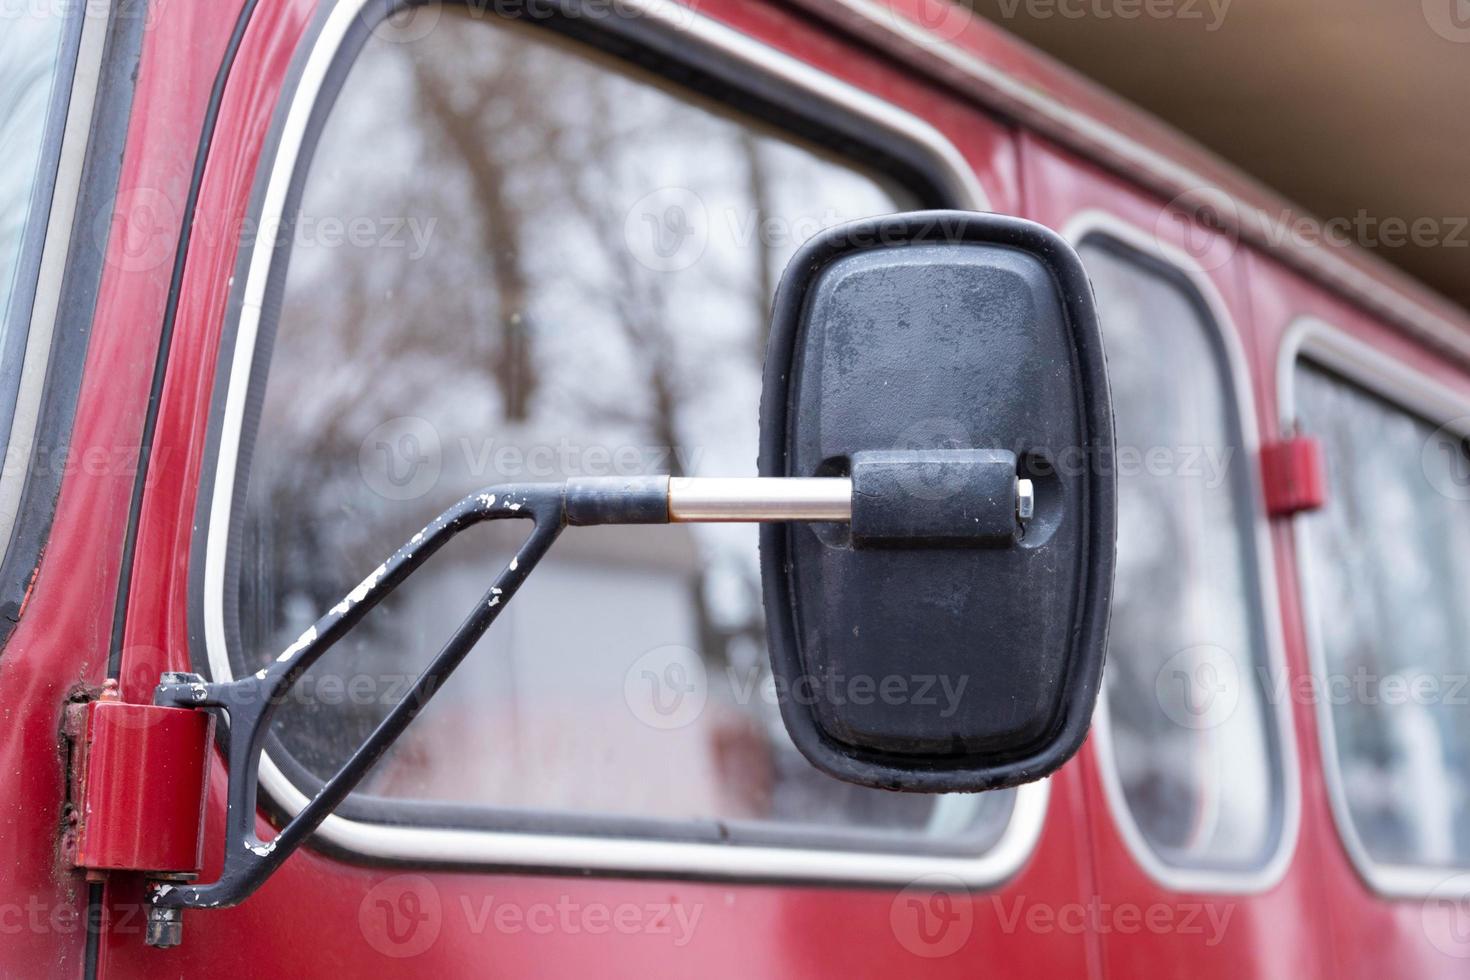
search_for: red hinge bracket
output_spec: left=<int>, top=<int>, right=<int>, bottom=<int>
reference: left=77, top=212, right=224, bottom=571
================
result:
left=1260, top=435, right=1327, bottom=517
left=61, top=682, right=213, bottom=879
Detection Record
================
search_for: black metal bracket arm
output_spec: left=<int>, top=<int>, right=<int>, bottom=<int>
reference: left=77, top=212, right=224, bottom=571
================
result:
left=145, top=477, right=668, bottom=941
left=142, top=463, right=1032, bottom=946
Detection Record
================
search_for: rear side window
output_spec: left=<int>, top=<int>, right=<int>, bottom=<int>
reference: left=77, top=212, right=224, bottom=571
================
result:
left=222, top=8, right=1016, bottom=851
left=0, top=9, right=70, bottom=390
left=1080, top=237, right=1285, bottom=875
left=1295, top=363, right=1470, bottom=868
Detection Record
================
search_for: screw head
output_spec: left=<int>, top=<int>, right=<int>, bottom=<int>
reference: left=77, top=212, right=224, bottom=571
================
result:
left=1016, top=478, right=1036, bottom=522
left=145, top=905, right=183, bottom=948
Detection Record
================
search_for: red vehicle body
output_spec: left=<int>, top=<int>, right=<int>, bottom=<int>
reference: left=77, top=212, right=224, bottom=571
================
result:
left=2, top=1, right=1468, bottom=977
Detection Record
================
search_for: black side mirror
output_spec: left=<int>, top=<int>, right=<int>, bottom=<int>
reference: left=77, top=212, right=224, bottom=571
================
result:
left=759, top=210, right=1116, bottom=792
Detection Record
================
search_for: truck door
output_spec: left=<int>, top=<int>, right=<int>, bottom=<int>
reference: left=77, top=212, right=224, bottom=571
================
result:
left=98, top=3, right=1097, bottom=976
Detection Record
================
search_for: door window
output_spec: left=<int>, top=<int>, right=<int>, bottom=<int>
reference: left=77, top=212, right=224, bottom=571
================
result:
left=0, top=8, right=70, bottom=381
left=224, top=7, right=1015, bottom=851
left=1082, top=237, right=1285, bottom=872
left=1295, top=362, right=1470, bottom=868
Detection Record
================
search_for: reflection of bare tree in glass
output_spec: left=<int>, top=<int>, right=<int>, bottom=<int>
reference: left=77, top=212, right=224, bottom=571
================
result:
left=493, top=65, right=769, bottom=676
left=1298, top=367, right=1470, bottom=864
left=740, top=131, right=776, bottom=357
left=238, top=15, right=988, bottom=830
left=409, top=54, right=538, bottom=422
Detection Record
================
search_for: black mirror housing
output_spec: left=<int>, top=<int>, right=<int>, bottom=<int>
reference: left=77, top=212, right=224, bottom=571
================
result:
left=759, top=210, right=1116, bottom=793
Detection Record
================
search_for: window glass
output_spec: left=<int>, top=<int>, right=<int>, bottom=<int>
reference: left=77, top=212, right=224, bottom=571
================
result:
left=1080, top=240, right=1280, bottom=869
left=229, top=9, right=1014, bottom=848
left=1295, top=363, right=1470, bottom=867
left=0, top=8, right=68, bottom=356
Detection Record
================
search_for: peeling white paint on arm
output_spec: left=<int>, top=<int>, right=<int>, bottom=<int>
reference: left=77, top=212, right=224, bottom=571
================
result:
left=276, top=625, right=318, bottom=662
left=327, top=561, right=390, bottom=617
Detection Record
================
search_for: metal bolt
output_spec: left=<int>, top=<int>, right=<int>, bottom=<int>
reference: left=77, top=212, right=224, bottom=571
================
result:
left=146, top=905, right=183, bottom=948
left=1016, top=478, right=1036, bottom=522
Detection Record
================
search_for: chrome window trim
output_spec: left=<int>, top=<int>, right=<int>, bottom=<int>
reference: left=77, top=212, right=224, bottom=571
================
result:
left=1279, top=316, right=1470, bottom=900
left=1064, top=210, right=1302, bottom=894
left=200, top=0, right=1048, bottom=886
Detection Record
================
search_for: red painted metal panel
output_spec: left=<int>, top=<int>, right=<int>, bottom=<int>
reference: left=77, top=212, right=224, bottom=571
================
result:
left=71, top=701, right=212, bottom=875
left=1243, top=246, right=1470, bottom=980
left=0, top=1, right=255, bottom=977
left=1019, top=132, right=1336, bottom=979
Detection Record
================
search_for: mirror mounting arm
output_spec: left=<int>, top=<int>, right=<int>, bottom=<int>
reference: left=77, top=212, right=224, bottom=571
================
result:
left=149, top=482, right=571, bottom=943
left=144, top=466, right=1025, bottom=945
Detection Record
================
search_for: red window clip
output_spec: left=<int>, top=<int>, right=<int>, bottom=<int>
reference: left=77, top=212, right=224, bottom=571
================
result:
left=1260, top=435, right=1327, bottom=517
